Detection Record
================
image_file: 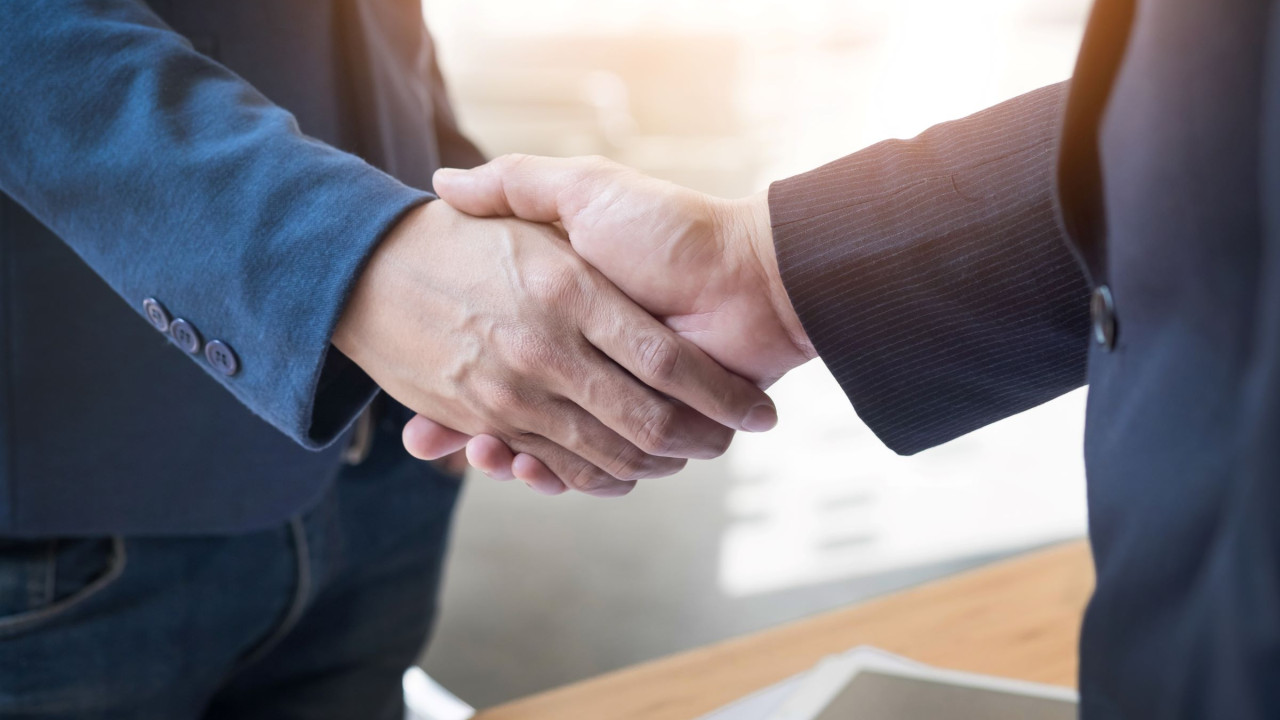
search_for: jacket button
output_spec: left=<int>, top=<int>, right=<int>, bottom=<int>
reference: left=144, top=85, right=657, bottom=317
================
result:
left=1091, top=285, right=1117, bottom=350
left=142, top=298, right=171, bottom=332
left=205, top=340, right=240, bottom=377
left=168, top=319, right=203, bottom=354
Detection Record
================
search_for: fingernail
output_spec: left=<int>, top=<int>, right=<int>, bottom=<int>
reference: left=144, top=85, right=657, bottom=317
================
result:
left=742, top=404, right=778, bottom=432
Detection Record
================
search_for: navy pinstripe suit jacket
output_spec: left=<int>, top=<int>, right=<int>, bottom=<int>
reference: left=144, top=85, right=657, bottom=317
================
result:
left=770, top=0, right=1280, bottom=716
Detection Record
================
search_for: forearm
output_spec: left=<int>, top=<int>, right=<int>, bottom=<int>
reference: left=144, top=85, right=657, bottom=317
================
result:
left=766, top=82, right=1091, bottom=454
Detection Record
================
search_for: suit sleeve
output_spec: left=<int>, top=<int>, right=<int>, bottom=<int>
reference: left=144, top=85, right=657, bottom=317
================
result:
left=0, top=0, right=432, bottom=449
left=768, top=82, right=1092, bottom=455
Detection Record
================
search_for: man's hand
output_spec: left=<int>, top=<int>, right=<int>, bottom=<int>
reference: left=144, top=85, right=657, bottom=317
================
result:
left=334, top=200, right=778, bottom=497
left=402, top=155, right=817, bottom=484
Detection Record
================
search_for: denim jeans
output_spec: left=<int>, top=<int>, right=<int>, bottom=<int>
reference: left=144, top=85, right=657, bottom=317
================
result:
left=0, top=410, right=462, bottom=720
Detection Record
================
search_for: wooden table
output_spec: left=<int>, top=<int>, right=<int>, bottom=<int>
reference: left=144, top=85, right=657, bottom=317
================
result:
left=475, top=541, right=1094, bottom=720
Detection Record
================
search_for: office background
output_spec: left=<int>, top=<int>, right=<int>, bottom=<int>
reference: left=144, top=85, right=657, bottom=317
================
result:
left=416, top=0, right=1093, bottom=707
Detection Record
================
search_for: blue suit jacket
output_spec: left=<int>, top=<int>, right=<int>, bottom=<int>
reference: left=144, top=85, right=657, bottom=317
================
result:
left=0, top=0, right=481, bottom=535
left=770, top=0, right=1280, bottom=716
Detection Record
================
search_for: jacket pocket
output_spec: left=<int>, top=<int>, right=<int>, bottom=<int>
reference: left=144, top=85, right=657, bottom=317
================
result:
left=0, top=537, right=126, bottom=638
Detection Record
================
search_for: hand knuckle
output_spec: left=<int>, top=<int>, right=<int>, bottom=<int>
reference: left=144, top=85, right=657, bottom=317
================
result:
left=635, top=403, right=680, bottom=455
left=606, top=444, right=651, bottom=482
left=636, top=334, right=681, bottom=385
left=529, top=267, right=584, bottom=305
left=565, top=463, right=610, bottom=493
left=508, top=332, right=562, bottom=374
left=496, top=153, right=530, bottom=171
left=477, top=379, right=522, bottom=413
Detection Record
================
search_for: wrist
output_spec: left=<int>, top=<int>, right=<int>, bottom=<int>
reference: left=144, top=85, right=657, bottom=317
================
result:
left=333, top=201, right=432, bottom=361
left=722, top=192, right=815, bottom=362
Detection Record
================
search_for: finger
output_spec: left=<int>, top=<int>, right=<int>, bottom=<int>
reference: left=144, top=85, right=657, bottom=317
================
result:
left=504, top=433, right=634, bottom=498
left=466, top=435, right=516, bottom=481
left=582, top=287, right=778, bottom=434
left=521, top=398, right=687, bottom=482
left=560, top=349, right=736, bottom=460
left=433, top=155, right=616, bottom=225
left=512, top=454, right=568, bottom=495
left=402, top=415, right=472, bottom=460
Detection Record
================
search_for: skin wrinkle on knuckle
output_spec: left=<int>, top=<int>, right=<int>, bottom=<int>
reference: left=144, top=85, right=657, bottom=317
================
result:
left=633, top=402, right=679, bottom=456
left=565, top=462, right=610, bottom=493
left=493, top=153, right=529, bottom=178
left=606, top=442, right=650, bottom=482
left=570, top=157, right=635, bottom=212
left=635, top=332, right=681, bottom=386
left=556, top=163, right=607, bottom=219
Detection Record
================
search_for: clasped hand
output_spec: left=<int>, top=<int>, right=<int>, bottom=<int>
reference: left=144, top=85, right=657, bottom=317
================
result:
left=337, top=155, right=816, bottom=496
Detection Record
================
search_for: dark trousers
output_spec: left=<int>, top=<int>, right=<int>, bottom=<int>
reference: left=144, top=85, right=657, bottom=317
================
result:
left=0, top=415, right=462, bottom=720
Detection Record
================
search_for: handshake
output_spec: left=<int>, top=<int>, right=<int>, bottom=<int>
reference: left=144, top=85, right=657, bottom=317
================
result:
left=333, top=155, right=817, bottom=497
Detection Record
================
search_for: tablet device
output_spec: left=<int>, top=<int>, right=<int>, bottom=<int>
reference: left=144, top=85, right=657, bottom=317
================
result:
left=811, top=668, right=1076, bottom=720
left=769, top=651, right=1077, bottom=720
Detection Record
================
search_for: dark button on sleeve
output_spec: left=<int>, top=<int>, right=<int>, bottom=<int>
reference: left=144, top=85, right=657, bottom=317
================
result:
left=204, top=340, right=240, bottom=377
left=168, top=319, right=203, bottom=354
left=142, top=298, right=171, bottom=332
left=1091, top=285, right=1117, bottom=350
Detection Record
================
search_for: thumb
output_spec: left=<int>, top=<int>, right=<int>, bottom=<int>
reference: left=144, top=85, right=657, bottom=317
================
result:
left=432, top=163, right=522, bottom=218
left=433, top=154, right=614, bottom=226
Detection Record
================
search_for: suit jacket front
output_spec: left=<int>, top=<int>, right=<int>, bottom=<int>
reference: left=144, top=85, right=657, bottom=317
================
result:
left=769, top=0, right=1280, bottom=716
left=0, top=0, right=482, bottom=535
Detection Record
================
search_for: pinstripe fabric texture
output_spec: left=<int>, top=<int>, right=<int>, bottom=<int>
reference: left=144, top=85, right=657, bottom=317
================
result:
left=769, top=83, right=1091, bottom=455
